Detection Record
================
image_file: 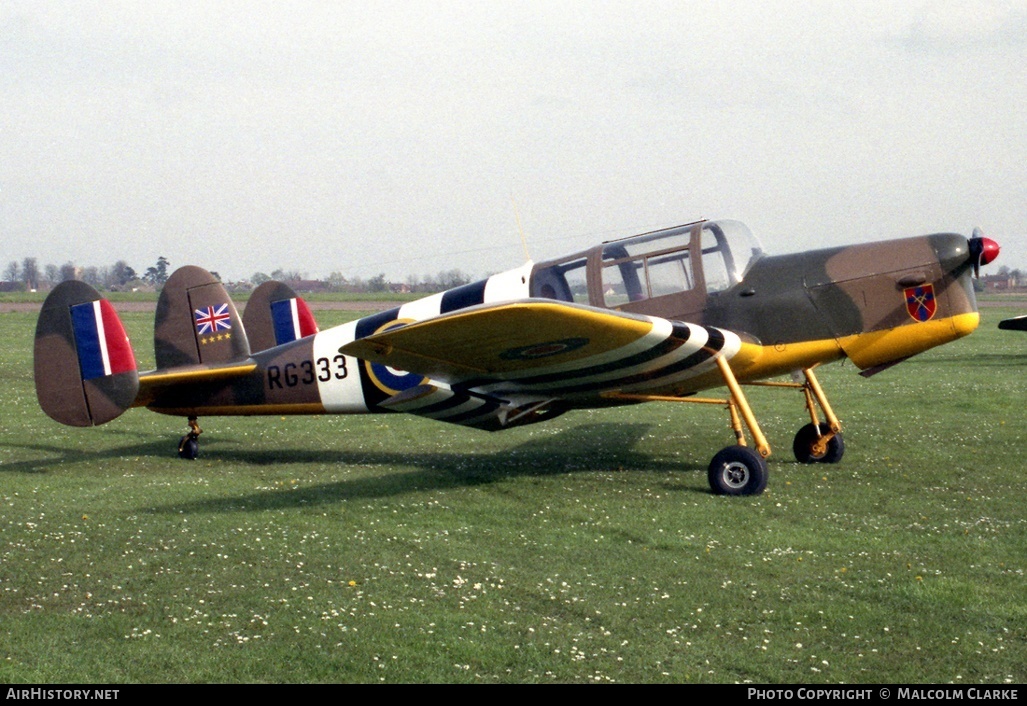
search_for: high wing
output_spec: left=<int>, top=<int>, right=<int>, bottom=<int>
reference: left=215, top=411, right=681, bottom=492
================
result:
left=340, top=300, right=762, bottom=403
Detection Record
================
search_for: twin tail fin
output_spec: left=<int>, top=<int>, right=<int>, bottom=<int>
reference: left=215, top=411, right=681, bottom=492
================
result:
left=242, top=280, right=319, bottom=353
left=154, top=266, right=250, bottom=368
left=35, top=268, right=320, bottom=427
left=34, top=281, right=139, bottom=426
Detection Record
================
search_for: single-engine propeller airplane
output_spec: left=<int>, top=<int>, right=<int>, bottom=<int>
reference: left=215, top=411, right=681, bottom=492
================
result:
left=34, top=219, right=999, bottom=495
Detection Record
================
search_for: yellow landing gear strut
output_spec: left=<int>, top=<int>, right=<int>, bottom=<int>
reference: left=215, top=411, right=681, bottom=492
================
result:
left=607, top=359, right=847, bottom=494
left=606, top=354, right=771, bottom=496
left=746, top=366, right=844, bottom=464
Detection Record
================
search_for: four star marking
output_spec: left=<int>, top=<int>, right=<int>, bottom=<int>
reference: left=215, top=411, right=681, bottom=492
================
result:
left=199, top=332, right=232, bottom=345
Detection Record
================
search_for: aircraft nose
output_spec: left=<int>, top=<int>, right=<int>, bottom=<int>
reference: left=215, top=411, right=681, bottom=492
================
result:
left=978, top=237, right=1000, bottom=267
left=969, top=227, right=999, bottom=273
left=967, top=228, right=999, bottom=278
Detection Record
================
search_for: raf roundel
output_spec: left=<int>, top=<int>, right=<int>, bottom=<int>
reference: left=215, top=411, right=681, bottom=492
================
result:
left=500, top=337, right=590, bottom=361
left=364, top=319, right=428, bottom=395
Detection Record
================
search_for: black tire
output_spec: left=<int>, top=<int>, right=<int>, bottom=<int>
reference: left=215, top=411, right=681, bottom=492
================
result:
left=792, top=422, right=844, bottom=464
left=708, top=445, right=768, bottom=496
left=178, top=436, right=199, bottom=460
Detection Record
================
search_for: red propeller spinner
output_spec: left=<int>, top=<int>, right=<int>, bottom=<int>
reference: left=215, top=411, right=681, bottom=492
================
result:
left=969, top=227, right=999, bottom=277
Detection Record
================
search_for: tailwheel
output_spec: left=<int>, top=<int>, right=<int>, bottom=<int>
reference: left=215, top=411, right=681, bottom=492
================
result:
left=177, top=416, right=202, bottom=460
left=178, top=435, right=199, bottom=460
left=708, top=445, right=768, bottom=496
left=793, top=422, right=844, bottom=464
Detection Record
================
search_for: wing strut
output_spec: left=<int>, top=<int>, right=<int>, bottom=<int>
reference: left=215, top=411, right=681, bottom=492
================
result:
left=604, top=353, right=771, bottom=458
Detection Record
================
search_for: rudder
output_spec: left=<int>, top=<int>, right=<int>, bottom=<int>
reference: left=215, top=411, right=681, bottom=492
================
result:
left=34, top=281, right=139, bottom=426
left=242, top=280, right=319, bottom=352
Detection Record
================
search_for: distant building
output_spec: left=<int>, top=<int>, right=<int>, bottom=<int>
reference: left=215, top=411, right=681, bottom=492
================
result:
left=980, top=273, right=1018, bottom=292
left=292, top=280, right=331, bottom=293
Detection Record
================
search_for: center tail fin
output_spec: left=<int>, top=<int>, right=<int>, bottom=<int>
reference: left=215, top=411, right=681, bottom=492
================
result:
left=155, top=266, right=250, bottom=369
left=35, top=281, right=139, bottom=426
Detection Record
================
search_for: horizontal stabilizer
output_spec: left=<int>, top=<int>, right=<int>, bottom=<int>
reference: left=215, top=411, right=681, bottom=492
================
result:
left=135, top=361, right=258, bottom=407
left=242, top=280, right=319, bottom=352
left=34, top=281, right=139, bottom=426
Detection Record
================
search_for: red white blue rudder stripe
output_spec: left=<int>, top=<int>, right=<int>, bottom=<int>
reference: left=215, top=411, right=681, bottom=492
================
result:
left=271, top=297, right=319, bottom=345
left=71, top=300, right=137, bottom=380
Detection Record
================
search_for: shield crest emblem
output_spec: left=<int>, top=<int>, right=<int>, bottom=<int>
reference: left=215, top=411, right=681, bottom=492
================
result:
left=904, top=284, right=937, bottom=322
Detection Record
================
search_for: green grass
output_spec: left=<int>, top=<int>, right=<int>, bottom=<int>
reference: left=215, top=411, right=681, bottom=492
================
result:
left=1, top=308, right=1025, bottom=683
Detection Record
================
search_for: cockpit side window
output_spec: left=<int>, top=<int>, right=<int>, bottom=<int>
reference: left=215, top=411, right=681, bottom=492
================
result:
left=601, top=230, right=693, bottom=304
left=647, top=249, right=693, bottom=296
left=701, top=225, right=732, bottom=293
left=701, top=220, right=764, bottom=292
left=599, top=244, right=643, bottom=303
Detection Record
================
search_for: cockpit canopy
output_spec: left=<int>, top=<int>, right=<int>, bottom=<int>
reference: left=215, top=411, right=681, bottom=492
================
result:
left=530, top=220, right=764, bottom=312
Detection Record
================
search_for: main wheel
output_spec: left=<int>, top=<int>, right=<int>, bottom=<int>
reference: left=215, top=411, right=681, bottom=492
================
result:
left=792, top=423, right=844, bottom=464
left=708, top=445, right=768, bottom=495
left=178, top=436, right=199, bottom=460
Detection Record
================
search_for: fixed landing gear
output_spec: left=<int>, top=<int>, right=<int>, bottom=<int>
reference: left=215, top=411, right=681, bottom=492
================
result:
left=178, top=416, right=202, bottom=460
left=708, top=445, right=768, bottom=496
left=746, top=366, right=845, bottom=464
left=792, top=367, right=844, bottom=464
left=607, top=355, right=773, bottom=495
left=706, top=356, right=771, bottom=495
left=786, top=368, right=843, bottom=464
left=606, top=362, right=846, bottom=495
left=793, top=422, right=844, bottom=464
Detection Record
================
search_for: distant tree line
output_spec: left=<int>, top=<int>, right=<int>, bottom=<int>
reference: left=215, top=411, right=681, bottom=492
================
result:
left=1, top=255, right=474, bottom=295
left=247, top=267, right=475, bottom=294
left=1, top=256, right=173, bottom=293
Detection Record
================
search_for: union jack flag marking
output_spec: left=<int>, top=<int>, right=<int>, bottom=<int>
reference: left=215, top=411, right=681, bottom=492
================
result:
left=195, top=304, right=233, bottom=334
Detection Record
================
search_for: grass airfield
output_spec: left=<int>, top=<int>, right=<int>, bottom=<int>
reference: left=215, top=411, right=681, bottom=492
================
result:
left=1, top=304, right=1025, bottom=683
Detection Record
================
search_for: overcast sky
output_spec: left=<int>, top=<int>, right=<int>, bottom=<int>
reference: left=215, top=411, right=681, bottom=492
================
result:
left=2, top=1, right=1025, bottom=283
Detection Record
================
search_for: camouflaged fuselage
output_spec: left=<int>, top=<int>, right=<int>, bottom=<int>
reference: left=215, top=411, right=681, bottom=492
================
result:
left=34, top=220, right=988, bottom=429
left=701, top=232, right=975, bottom=346
left=142, top=227, right=983, bottom=417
